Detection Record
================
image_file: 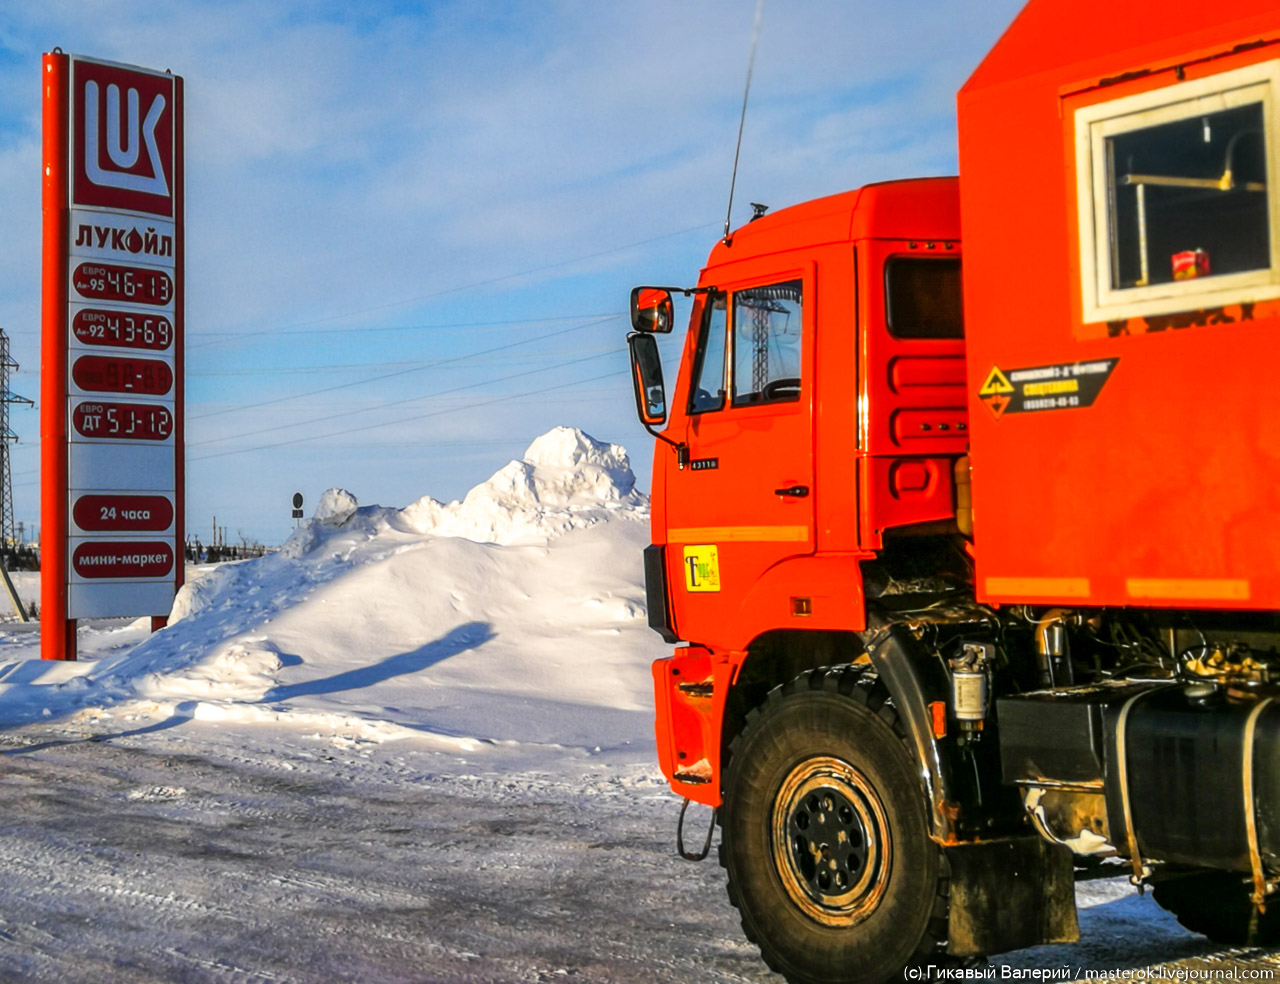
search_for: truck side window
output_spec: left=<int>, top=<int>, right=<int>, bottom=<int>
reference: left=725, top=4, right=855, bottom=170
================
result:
left=886, top=258, right=964, bottom=339
left=732, top=280, right=802, bottom=406
left=688, top=293, right=727, bottom=413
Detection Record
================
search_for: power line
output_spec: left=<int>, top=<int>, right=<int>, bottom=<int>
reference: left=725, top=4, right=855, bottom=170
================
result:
left=8, top=355, right=658, bottom=489
left=190, top=315, right=621, bottom=421
left=189, top=368, right=628, bottom=463
left=222, top=221, right=715, bottom=336
left=188, top=341, right=617, bottom=378
left=189, top=348, right=621, bottom=448
left=186, top=312, right=620, bottom=351
left=7, top=213, right=704, bottom=481
left=6, top=348, right=676, bottom=479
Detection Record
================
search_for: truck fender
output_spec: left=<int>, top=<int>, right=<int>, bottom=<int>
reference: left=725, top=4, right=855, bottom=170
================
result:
left=864, top=623, right=960, bottom=842
left=727, top=553, right=869, bottom=651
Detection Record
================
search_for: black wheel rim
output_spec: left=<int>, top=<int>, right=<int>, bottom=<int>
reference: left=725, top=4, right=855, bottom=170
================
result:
left=771, top=755, right=891, bottom=927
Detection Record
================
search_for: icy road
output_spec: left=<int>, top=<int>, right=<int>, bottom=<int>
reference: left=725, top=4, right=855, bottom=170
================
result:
left=0, top=719, right=1277, bottom=984
left=0, top=720, right=748, bottom=983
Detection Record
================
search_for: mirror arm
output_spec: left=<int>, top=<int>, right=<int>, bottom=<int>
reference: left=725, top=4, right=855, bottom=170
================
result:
left=625, top=308, right=698, bottom=467
left=641, top=285, right=713, bottom=297
left=642, top=421, right=688, bottom=468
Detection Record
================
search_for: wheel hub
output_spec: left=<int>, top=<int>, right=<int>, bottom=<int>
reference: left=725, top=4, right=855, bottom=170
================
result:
left=771, top=756, right=891, bottom=926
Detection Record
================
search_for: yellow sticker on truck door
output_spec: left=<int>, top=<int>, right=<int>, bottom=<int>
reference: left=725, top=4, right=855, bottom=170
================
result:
left=682, top=545, right=721, bottom=592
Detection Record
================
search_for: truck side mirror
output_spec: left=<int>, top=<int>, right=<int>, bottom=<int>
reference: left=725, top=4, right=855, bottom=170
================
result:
left=630, top=287, right=675, bottom=334
left=628, top=332, right=667, bottom=426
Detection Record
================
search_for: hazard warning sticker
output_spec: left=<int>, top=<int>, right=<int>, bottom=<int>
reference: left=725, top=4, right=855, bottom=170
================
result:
left=978, top=358, right=1118, bottom=420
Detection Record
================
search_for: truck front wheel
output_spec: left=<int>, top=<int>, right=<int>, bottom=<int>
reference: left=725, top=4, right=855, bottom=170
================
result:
left=719, top=667, right=947, bottom=984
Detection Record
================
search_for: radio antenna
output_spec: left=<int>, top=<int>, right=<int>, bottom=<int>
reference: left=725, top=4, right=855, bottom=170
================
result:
left=723, top=0, right=765, bottom=244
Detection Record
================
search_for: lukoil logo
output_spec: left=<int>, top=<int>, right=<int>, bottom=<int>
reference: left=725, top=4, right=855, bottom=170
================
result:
left=84, top=81, right=167, bottom=197
left=72, top=60, right=175, bottom=217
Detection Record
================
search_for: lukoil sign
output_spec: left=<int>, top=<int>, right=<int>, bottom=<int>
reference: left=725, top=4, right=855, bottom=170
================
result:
left=43, top=51, right=185, bottom=659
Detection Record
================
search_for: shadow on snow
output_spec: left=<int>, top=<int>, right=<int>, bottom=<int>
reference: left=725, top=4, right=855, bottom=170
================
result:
left=260, top=621, right=494, bottom=704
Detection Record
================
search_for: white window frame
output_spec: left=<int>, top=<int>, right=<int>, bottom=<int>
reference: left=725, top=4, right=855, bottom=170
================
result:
left=1075, top=60, right=1280, bottom=324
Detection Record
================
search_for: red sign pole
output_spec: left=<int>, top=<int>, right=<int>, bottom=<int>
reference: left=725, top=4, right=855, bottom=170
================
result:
left=164, top=72, right=185, bottom=633
left=41, top=53, right=72, bottom=660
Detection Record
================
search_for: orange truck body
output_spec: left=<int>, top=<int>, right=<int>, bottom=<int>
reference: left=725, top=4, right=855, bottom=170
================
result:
left=634, top=0, right=1280, bottom=972
left=646, top=0, right=1280, bottom=810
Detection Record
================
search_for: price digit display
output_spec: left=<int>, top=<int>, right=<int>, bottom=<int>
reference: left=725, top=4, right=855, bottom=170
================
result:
left=72, top=309, right=173, bottom=351
left=72, top=401, right=173, bottom=441
left=72, top=263, right=173, bottom=306
left=72, top=355, right=173, bottom=397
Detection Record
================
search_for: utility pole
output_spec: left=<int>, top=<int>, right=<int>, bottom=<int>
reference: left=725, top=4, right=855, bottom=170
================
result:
left=0, top=329, right=32, bottom=620
left=0, top=330, right=32, bottom=565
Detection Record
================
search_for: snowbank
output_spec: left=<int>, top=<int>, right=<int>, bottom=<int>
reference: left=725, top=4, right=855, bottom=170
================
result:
left=0, top=429, right=666, bottom=758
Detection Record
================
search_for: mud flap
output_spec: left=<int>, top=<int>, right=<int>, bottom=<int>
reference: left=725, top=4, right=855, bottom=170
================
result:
left=945, top=836, right=1079, bottom=957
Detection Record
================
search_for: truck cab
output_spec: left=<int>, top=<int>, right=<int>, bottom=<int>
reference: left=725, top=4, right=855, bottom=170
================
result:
left=647, top=179, right=966, bottom=651
left=632, top=178, right=971, bottom=802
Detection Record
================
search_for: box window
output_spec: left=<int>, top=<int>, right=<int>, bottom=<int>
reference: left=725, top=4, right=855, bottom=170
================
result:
left=1075, top=61, right=1280, bottom=322
left=1110, top=103, right=1268, bottom=288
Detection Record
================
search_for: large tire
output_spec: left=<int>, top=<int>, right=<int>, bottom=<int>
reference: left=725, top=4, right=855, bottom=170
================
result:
left=720, top=666, right=947, bottom=984
left=1153, top=871, right=1280, bottom=946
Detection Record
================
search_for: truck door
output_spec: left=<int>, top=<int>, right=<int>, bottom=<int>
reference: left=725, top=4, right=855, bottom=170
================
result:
left=665, top=268, right=816, bottom=648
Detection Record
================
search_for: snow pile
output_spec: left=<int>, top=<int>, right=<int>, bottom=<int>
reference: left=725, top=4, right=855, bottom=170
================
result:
left=399, top=426, right=641, bottom=544
left=0, top=429, right=666, bottom=760
left=314, top=487, right=358, bottom=525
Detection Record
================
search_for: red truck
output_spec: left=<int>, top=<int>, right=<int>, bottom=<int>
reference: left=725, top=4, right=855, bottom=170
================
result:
left=626, top=1, right=1280, bottom=981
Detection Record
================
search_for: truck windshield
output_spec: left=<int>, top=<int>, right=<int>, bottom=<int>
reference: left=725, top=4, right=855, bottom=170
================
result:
left=689, top=293, right=727, bottom=413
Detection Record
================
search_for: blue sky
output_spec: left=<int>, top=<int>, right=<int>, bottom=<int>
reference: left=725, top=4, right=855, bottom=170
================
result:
left=0, top=1, right=1023, bottom=545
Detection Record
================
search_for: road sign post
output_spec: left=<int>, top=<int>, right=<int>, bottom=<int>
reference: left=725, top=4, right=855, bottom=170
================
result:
left=41, top=53, right=184, bottom=659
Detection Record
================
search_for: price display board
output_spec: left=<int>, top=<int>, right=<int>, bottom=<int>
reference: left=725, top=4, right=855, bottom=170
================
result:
left=72, top=310, right=174, bottom=350
left=41, top=53, right=184, bottom=658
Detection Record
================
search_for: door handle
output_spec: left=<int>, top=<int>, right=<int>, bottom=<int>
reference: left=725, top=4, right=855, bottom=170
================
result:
left=774, top=485, right=809, bottom=498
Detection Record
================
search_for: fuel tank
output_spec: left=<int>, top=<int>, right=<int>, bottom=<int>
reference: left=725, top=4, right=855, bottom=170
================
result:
left=998, top=682, right=1280, bottom=871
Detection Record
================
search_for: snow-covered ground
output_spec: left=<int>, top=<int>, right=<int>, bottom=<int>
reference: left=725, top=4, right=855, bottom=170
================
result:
left=0, top=428, right=1274, bottom=982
